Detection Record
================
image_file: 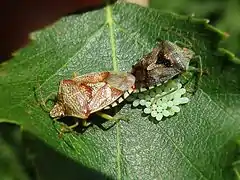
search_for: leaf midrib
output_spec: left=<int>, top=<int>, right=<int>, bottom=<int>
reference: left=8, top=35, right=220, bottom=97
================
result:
left=105, top=4, right=122, bottom=180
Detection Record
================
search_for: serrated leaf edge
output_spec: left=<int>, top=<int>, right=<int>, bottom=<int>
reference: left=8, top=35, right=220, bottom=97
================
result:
left=218, top=48, right=240, bottom=64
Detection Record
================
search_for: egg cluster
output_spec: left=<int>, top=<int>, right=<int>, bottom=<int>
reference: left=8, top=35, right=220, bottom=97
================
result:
left=127, top=80, right=190, bottom=121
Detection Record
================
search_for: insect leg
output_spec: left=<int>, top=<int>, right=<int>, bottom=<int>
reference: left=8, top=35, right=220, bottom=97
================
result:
left=95, top=112, right=117, bottom=121
left=181, top=55, right=209, bottom=93
left=95, top=112, right=129, bottom=123
left=188, top=55, right=203, bottom=75
left=82, top=120, right=91, bottom=127
left=189, top=55, right=210, bottom=90
left=173, top=40, right=193, bottom=49
left=58, top=121, right=79, bottom=138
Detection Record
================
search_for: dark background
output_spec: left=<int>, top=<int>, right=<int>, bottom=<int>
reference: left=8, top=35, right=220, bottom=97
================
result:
left=0, top=0, right=109, bottom=61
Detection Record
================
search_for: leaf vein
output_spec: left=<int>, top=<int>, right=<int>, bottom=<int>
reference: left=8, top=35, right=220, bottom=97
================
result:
left=105, top=4, right=122, bottom=180
left=106, top=5, right=118, bottom=71
left=200, top=89, right=239, bottom=124
left=159, top=124, right=209, bottom=180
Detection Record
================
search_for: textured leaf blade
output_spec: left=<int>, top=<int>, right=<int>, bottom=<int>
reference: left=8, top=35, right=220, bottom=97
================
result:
left=0, top=3, right=240, bottom=180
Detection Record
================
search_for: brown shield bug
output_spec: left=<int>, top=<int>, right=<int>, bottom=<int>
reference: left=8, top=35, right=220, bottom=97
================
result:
left=48, top=71, right=135, bottom=132
left=131, top=40, right=197, bottom=90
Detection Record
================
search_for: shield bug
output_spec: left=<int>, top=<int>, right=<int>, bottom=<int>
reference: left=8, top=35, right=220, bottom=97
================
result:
left=131, top=40, right=196, bottom=90
left=49, top=71, right=135, bottom=130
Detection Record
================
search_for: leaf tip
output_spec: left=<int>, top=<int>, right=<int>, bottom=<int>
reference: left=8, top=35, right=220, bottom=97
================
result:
left=184, top=15, right=229, bottom=40
left=189, top=16, right=209, bottom=24
left=205, top=24, right=229, bottom=40
left=218, top=48, right=240, bottom=64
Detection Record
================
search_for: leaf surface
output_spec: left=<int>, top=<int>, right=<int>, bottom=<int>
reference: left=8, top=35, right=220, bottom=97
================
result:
left=0, top=3, right=240, bottom=180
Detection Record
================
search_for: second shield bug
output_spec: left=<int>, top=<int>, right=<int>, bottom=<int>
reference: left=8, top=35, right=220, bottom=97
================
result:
left=47, top=71, right=135, bottom=132
left=131, top=40, right=197, bottom=90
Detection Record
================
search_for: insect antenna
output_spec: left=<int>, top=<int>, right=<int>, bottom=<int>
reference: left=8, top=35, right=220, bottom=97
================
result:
left=33, top=84, right=57, bottom=113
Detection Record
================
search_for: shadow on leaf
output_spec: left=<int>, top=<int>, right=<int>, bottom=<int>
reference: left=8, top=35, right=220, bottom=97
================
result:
left=23, top=130, right=113, bottom=180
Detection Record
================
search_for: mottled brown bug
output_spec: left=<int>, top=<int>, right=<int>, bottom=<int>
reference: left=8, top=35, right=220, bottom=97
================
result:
left=131, top=40, right=196, bottom=90
left=43, top=71, right=135, bottom=133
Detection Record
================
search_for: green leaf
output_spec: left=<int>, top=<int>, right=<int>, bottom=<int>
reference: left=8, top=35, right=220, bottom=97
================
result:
left=0, top=3, right=240, bottom=179
left=0, top=123, right=31, bottom=180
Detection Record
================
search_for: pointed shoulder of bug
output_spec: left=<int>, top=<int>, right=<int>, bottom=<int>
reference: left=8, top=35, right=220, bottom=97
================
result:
left=72, top=71, right=110, bottom=83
